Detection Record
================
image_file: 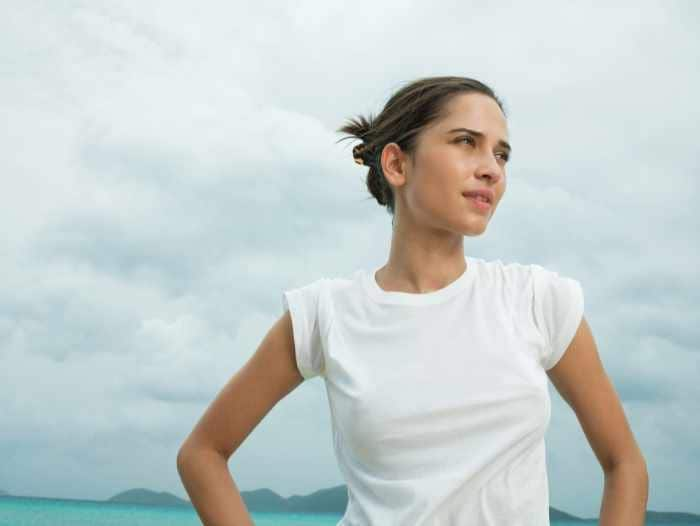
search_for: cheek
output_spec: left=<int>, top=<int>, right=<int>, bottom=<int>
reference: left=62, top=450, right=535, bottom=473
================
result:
left=496, top=181, right=506, bottom=202
left=422, top=145, right=467, bottom=172
left=412, top=178, right=462, bottom=218
left=409, top=150, right=475, bottom=208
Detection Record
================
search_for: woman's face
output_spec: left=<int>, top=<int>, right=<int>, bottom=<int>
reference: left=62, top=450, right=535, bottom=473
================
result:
left=392, top=92, right=510, bottom=237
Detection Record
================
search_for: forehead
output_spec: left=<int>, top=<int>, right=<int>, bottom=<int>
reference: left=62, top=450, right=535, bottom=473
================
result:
left=428, top=92, right=508, bottom=140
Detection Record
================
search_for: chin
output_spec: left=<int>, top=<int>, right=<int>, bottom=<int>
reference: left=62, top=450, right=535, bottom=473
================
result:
left=460, top=223, right=488, bottom=237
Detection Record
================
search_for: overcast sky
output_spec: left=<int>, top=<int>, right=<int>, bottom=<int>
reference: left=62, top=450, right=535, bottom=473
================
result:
left=1, top=0, right=698, bottom=519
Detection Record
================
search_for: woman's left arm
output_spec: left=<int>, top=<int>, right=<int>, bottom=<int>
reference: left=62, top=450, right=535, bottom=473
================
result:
left=547, top=316, right=649, bottom=526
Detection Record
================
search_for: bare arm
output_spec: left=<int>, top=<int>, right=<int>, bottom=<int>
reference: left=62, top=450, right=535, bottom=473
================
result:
left=547, top=316, right=649, bottom=525
left=177, top=447, right=254, bottom=526
left=177, top=309, right=305, bottom=525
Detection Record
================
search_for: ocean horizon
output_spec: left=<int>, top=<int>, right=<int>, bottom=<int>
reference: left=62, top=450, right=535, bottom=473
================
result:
left=2, top=495, right=698, bottom=526
left=4, top=495, right=343, bottom=526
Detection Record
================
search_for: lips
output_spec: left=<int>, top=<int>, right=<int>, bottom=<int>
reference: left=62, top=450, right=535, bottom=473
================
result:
left=462, top=188, right=494, bottom=204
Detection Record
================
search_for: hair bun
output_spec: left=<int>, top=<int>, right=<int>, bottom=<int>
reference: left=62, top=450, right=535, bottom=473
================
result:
left=352, top=142, right=370, bottom=166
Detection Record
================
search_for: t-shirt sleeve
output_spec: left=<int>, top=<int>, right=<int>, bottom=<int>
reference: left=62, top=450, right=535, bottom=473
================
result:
left=531, top=265, right=585, bottom=371
left=281, top=278, right=327, bottom=380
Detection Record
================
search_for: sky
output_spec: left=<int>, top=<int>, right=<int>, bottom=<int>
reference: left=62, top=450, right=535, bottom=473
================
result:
left=1, top=0, right=698, bottom=519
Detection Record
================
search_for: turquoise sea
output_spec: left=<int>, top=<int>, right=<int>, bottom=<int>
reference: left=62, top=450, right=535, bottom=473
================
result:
left=1, top=496, right=340, bottom=525
left=2, top=496, right=698, bottom=525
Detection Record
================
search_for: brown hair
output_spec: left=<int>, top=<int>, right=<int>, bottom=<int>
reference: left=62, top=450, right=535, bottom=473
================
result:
left=336, top=76, right=508, bottom=225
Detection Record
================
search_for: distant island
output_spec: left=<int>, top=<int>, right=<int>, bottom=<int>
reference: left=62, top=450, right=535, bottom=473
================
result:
left=108, top=488, right=190, bottom=507
left=107, top=487, right=700, bottom=523
left=3, top=486, right=700, bottom=523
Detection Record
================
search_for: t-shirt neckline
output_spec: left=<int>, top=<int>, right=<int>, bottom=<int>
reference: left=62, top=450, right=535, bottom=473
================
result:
left=362, top=255, right=478, bottom=306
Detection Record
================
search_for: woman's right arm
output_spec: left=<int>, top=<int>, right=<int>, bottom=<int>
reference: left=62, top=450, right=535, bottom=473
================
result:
left=176, top=309, right=305, bottom=525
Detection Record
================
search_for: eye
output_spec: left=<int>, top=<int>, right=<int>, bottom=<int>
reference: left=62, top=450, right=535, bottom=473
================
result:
left=457, top=136, right=510, bottom=163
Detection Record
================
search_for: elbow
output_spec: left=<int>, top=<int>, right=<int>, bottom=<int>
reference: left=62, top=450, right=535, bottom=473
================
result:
left=176, top=439, right=199, bottom=474
left=177, top=440, right=228, bottom=473
left=605, top=454, right=648, bottom=478
left=176, top=445, right=190, bottom=475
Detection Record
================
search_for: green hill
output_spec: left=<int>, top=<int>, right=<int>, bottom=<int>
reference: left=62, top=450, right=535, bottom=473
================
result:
left=108, top=488, right=189, bottom=507
left=106, top=485, right=700, bottom=523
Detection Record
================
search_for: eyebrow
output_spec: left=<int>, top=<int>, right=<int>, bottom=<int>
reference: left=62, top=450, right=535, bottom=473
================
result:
left=447, top=127, right=511, bottom=154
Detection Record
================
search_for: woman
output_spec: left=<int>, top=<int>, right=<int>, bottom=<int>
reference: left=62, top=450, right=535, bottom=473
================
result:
left=177, top=76, right=648, bottom=525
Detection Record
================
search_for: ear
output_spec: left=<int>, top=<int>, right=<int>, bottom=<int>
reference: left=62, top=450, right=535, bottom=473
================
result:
left=380, top=142, right=409, bottom=188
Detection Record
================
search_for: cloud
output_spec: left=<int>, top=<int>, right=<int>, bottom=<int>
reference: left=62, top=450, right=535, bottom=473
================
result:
left=0, top=0, right=697, bottom=518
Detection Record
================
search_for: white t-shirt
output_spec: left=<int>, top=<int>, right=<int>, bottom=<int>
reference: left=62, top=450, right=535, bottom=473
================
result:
left=281, top=255, right=584, bottom=526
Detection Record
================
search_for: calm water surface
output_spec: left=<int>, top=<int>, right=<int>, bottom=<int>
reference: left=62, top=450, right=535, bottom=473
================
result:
left=2, top=496, right=697, bottom=526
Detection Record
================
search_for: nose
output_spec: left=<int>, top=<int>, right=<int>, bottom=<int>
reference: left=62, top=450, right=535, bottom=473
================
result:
left=475, top=160, right=502, bottom=184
